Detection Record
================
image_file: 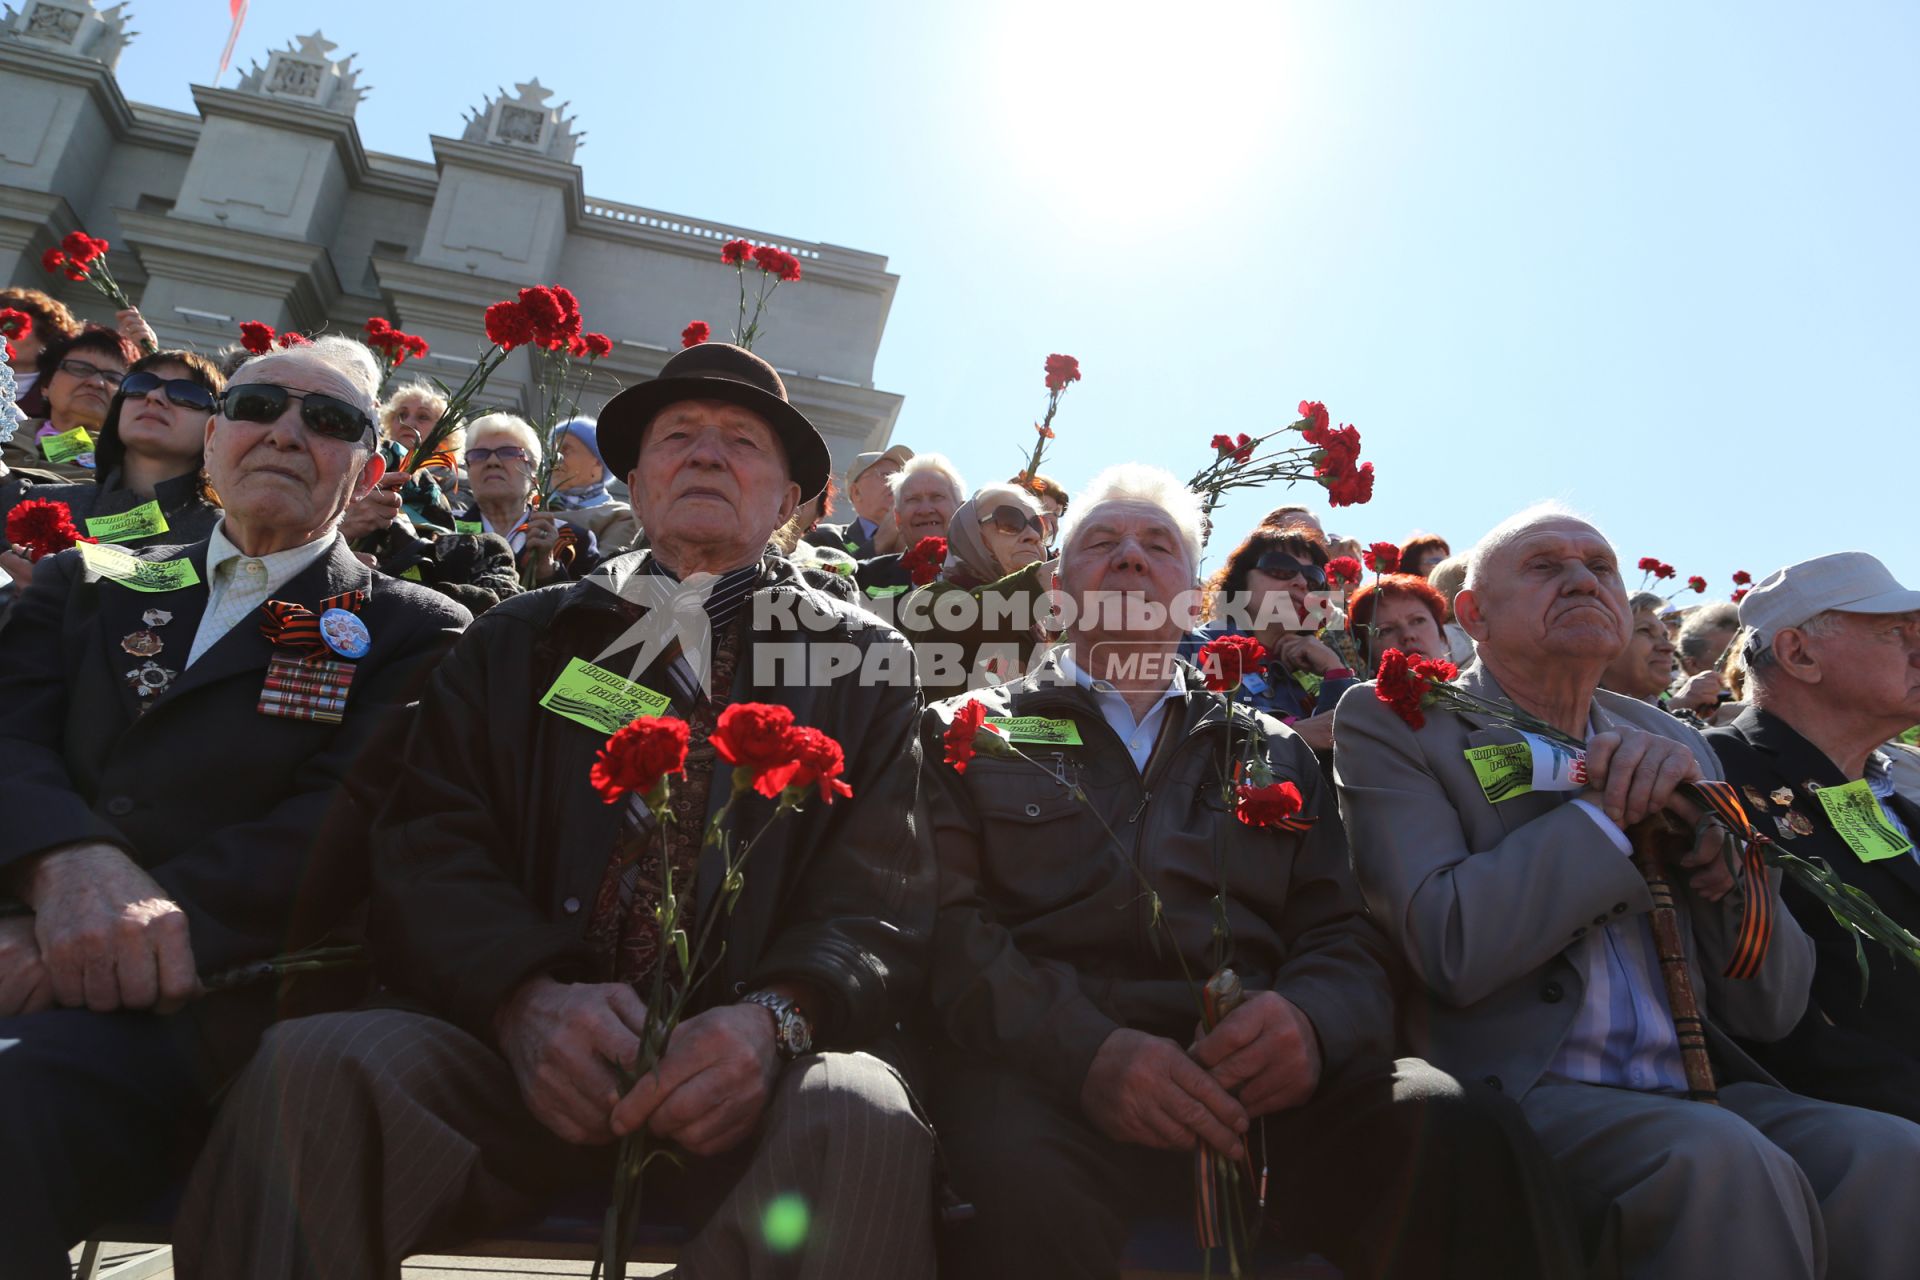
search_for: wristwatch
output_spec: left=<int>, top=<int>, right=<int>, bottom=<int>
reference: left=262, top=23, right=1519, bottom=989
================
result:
left=742, top=989, right=814, bottom=1060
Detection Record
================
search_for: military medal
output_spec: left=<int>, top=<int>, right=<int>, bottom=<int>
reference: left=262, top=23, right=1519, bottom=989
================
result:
left=125, top=660, right=176, bottom=700
left=121, top=630, right=164, bottom=657
left=1770, top=786, right=1795, bottom=807
left=1802, top=779, right=1823, bottom=794
left=1783, top=809, right=1816, bottom=838
left=318, top=607, right=371, bottom=659
left=1774, top=815, right=1799, bottom=841
left=1743, top=785, right=1773, bottom=813
left=142, top=609, right=172, bottom=628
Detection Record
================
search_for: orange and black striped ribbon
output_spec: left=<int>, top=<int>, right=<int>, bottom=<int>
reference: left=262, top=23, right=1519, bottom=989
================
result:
left=258, top=590, right=367, bottom=664
left=1682, top=778, right=1775, bottom=980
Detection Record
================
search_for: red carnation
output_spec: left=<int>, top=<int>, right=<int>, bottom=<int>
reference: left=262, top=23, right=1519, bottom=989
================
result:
left=1211, top=433, right=1235, bottom=453
left=63, top=264, right=88, bottom=282
left=901, top=536, right=948, bottom=587
left=581, top=331, right=613, bottom=358
left=712, top=702, right=803, bottom=796
left=60, top=231, right=107, bottom=265
left=1235, top=779, right=1304, bottom=828
left=943, top=700, right=1000, bottom=774
left=752, top=245, right=803, bottom=283
left=681, top=320, right=710, bottom=349
left=1655, top=562, right=1676, bottom=581
left=757, top=725, right=854, bottom=805
left=721, top=239, right=754, bottom=266
left=0, top=307, right=29, bottom=362
left=484, top=300, right=535, bottom=351
left=1043, top=353, right=1081, bottom=392
left=238, top=321, right=277, bottom=355
left=276, top=331, right=310, bottom=348
left=1297, top=400, right=1330, bottom=433
left=1326, top=556, right=1363, bottom=589
left=1211, top=432, right=1255, bottom=463
left=1364, top=542, right=1401, bottom=574
left=1637, top=557, right=1663, bottom=574
left=405, top=334, right=430, bottom=358
left=1732, top=588, right=1750, bottom=604
left=1687, top=575, right=1706, bottom=594
left=1732, top=570, right=1752, bottom=586
left=1196, top=633, right=1269, bottom=694
left=40, top=248, right=66, bottom=274
left=5, top=499, right=89, bottom=562
left=589, top=716, right=691, bottom=805
left=1325, top=461, right=1375, bottom=508
left=364, top=316, right=393, bottom=338
left=1373, top=648, right=1459, bottom=731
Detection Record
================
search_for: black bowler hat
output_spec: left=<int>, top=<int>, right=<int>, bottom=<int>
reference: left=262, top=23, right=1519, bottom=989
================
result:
left=596, top=343, right=830, bottom=501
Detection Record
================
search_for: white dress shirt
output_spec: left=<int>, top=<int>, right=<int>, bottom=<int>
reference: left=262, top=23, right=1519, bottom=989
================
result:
left=186, top=521, right=338, bottom=666
left=1057, top=645, right=1185, bottom=773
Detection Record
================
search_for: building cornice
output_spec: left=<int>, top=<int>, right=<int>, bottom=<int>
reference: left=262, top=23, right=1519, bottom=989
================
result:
left=116, top=207, right=342, bottom=325
left=427, top=135, right=586, bottom=226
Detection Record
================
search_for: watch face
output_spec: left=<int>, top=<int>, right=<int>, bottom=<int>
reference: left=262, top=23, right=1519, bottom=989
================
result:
left=780, top=1008, right=813, bottom=1057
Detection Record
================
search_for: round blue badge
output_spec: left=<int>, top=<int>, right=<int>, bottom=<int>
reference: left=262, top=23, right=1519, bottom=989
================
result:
left=318, top=608, right=372, bottom=660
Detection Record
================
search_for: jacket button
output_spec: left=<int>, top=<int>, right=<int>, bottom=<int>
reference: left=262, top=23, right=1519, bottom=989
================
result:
left=1024, top=803, right=1041, bottom=817
left=562, top=897, right=581, bottom=915
left=104, top=795, right=135, bottom=817
left=1592, top=915, right=1609, bottom=927
left=1483, top=1075, right=1503, bottom=1092
left=1612, top=903, right=1629, bottom=915
left=1542, top=982, right=1564, bottom=1003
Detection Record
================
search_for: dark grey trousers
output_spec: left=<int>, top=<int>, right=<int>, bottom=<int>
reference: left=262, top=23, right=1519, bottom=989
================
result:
left=171, top=1007, right=936, bottom=1279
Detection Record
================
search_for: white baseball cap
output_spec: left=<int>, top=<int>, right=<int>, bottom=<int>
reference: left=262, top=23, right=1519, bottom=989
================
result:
left=1740, top=552, right=1920, bottom=650
left=847, top=445, right=913, bottom=485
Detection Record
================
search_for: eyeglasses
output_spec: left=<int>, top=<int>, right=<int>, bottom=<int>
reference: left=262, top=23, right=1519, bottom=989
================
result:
left=981, top=504, right=1050, bottom=537
left=220, top=383, right=373, bottom=443
left=119, top=371, right=217, bottom=413
left=1252, top=552, right=1329, bottom=590
left=465, top=445, right=531, bottom=464
left=57, top=358, right=126, bottom=388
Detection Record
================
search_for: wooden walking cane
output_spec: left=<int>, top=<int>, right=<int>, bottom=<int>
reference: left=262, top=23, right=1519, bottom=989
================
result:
left=1627, top=813, right=1720, bottom=1104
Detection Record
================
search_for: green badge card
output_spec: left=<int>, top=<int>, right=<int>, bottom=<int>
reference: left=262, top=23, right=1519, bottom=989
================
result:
left=77, top=541, right=201, bottom=593
left=1465, top=741, right=1534, bottom=804
left=454, top=519, right=484, bottom=535
left=84, top=500, right=170, bottom=544
left=540, top=656, right=673, bottom=735
left=40, top=426, right=94, bottom=465
left=986, top=715, right=1083, bottom=746
left=1815, top=779, right=1915, bottom=864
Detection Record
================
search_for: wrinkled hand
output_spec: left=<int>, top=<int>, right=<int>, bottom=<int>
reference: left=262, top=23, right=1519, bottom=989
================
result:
left=0, top=917, right=53, bottom=1017
left=1190, top=991, right=1323, bottom=1118
left=524, top=511, right=562, bottom=555
left=337, top=474, right=406, bottom=540
left=1674, top=804, right=1738, bottom=902
left=1081, top=1028, right=1248, bottom=1158
left=22, top=843, right=196, bottom=1013
left=611, top=1003, right=778, bottom=1156
left=1276, top=634, right=1343, bottom=677
left=494, top=976, right=649, bottom=1145
left=115, top=308, right=157, bottom=352
left=1579, top=727, right=1702, bottom=829
left=1669, top=671, right=1724, bottom=715
left=1288, top=711, right=1336, bottom=754
left=1, top=548, right=32, bottom=591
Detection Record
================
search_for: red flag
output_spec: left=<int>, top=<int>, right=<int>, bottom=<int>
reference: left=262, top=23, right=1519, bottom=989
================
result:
left=218, top=0, right=248, bottom=77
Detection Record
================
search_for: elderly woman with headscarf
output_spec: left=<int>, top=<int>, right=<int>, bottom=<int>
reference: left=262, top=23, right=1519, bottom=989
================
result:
left=897, top=481, right=1055, bottom=700
left=541, top=417, right=640, bottom=553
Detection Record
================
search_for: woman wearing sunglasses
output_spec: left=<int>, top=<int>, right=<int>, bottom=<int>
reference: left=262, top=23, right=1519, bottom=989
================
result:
left=899, top=482, right=1057, bottom=700
left=7, top=324, right=140, bottom=482
left=452, top=413, right=600, bottom=585
left=2, top=349, right=226, bottom=552
left=1192, top=526, right=1357, bottom=755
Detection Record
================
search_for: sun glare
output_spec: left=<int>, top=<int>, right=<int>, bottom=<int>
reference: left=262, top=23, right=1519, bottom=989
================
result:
left=987, top=0, right=1293, bottom=231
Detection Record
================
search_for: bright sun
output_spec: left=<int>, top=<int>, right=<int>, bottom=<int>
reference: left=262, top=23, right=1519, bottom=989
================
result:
left=986, top=0, right=1294, bottom=231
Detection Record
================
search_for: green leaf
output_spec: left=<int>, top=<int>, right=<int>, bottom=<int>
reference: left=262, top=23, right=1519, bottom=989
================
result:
left=672, top=929, right=689, bottom=973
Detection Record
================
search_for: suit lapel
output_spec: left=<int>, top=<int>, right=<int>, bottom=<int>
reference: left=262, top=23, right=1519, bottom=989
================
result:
left=145, top=536, right=369, bottom=714
left=93, top=541, right=213, bottom=724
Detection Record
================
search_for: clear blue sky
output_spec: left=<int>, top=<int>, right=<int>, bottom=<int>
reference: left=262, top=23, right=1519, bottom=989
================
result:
left=112, top=0, right=1916, bottom=589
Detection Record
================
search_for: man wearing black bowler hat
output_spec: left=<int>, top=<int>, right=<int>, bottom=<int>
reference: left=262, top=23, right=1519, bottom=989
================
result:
left=178, top=342, right=939, bottom=1279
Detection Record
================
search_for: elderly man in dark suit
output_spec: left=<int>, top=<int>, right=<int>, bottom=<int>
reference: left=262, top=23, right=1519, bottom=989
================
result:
left=177, top=343, right=937, bottom=1279
left=924, top=464, right=1581, bottom=1280
left=1335, top=505, right=1920, bottom=1280
left=0, top=335, right=470, bottom=1277
left=1705, top=552, right=1920, bottom=1122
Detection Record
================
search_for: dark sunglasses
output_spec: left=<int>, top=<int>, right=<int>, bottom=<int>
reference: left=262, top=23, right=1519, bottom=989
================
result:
left=58, top=358, right=126, bottom=388
left=1252, top=552, right=1328, bottom=590
left=220, top=383, right=373, bottom=443
left=465, top=445, right=531, bottom=464
left=980, top=504, right=1050, bottom=537
left=120, top=371, right=216, bottom=412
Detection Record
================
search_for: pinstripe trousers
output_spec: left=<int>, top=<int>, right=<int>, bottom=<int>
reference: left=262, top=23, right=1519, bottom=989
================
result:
left=171, top=1007, right=936, bottom=1279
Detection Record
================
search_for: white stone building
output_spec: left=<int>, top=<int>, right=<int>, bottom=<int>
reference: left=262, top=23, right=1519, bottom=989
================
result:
left=0, top=2, right=903, bottom=494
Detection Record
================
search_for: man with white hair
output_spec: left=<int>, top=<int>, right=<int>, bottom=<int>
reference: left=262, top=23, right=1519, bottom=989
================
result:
left=1706, top=553, right=1920, bottom=1123
left=0, top=335, right=471, bottom=1274
left=921, top=467, right=1581, bottom=1279
left=1335, top=504, right=1920, bottom=1279
left=853, top=452, right=967, bottom=603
